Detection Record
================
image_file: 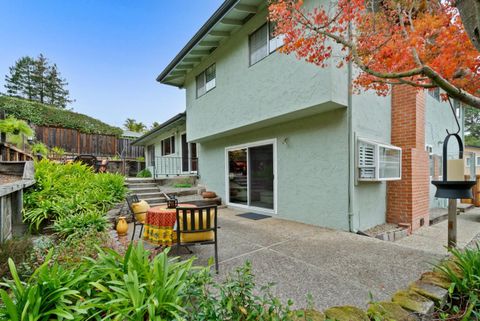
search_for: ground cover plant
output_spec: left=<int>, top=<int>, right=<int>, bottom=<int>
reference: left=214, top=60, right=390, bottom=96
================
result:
left=23, top=159, right=126, bottom=230
left=435, top=244, right=480, bottom=320
left=0, top=241, right=296, bottom=321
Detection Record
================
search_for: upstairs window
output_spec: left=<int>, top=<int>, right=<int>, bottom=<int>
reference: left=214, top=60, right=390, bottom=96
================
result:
left=249, top=22, right=285, bottom=66
left=161, top=136, right=175, bottom=156
left=196, top=64, right=216, bottom=98
left=428, top=88, right=440, bottom=101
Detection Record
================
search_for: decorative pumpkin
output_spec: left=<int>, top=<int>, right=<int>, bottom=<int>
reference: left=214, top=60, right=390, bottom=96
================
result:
left=202, top=191, right=217, bottom=199
left=116, top=217, right=128, bottom=236
left=131, top=200, right=150, bottom=223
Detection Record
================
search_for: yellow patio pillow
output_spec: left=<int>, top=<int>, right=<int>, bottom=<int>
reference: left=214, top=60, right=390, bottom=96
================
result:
left=131, top=200, right=150, bottom=223
left=178, top=210, right=215, bottom=243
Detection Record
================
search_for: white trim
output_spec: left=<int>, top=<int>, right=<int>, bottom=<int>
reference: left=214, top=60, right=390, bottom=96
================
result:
left=357, top=137, right=402, bottom=181
left=224, top=138, right=277, bottom=215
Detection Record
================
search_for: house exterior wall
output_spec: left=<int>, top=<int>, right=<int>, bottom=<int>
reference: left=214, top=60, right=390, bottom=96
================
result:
left=198, top=110, right=351, bottom=229
left=185, top=2, right=347, bottom=143
left=351, top=90, right=392, bottom=231
left=172, top=0, right=463, bottom=231
left=142, top=126, right=186, bottom=178
left=465, top=146, right=480, bottom=175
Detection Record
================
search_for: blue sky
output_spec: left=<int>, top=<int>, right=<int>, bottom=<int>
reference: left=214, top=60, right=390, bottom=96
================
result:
left=0, top=0, right=224, bottom=128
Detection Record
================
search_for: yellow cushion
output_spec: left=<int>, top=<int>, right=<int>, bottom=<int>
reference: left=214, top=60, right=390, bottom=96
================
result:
left=131, top=200, right=150, bottom=214
left=131, top=200, right=150, bottom=223
left=178, top=210, right=215, bottom=243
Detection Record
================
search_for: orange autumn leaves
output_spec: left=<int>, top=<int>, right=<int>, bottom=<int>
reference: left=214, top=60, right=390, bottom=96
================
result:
left=269, top=0, right=480, bottom=101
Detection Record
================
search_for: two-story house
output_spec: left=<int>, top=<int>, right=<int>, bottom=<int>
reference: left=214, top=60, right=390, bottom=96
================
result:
left=155, top=0, right=464, bottom=233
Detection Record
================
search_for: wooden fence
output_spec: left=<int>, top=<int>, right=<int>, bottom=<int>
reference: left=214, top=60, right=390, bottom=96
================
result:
left=35, top=126, right=144, bottom=159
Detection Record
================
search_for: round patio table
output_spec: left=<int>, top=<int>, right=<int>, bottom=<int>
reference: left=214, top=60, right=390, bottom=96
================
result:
left=143, top=204, right=196, bottom=246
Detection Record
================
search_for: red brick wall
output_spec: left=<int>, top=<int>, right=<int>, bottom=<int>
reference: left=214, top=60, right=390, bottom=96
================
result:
left=387, top=86, right=430, bottom=232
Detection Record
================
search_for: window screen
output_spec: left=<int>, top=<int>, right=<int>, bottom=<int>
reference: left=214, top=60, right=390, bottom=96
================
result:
left=249, top=24, right=268, bottom=65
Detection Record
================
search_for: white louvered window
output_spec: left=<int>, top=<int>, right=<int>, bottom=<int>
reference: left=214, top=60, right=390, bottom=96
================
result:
left=357, top=138, right=402, bottom=181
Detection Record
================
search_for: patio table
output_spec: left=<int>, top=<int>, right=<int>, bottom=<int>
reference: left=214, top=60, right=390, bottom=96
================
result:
left=143, top=203, right=196, bottom=246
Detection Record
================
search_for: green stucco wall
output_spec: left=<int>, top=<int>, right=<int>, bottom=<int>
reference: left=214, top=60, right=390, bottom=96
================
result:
left=184, top=2, right=346, bottom=142
left=198, top=110, right=350, bottom=230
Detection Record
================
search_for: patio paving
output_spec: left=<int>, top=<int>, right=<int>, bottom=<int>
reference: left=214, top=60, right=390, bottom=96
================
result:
left=148, top=207, right=450, bottom=310
left=126, top=206, right=480, bottom=310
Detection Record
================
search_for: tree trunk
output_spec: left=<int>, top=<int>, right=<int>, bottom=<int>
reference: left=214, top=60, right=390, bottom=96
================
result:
left=456, top=0, right=480, bottom=52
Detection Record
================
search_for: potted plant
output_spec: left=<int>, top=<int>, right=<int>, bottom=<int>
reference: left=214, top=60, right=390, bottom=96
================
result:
left=0, top=116, right=34, bottom=137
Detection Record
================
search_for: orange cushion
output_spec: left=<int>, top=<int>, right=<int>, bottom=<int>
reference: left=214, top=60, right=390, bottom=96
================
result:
left=178, top=210, right=215, bottom=243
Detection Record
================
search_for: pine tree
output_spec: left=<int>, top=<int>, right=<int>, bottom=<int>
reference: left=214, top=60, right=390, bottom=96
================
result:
left=31, top=54, right=48, bottom=104
left=4, top=56, right=36, bottom=100
left=4, top=54, right=72, bottom=108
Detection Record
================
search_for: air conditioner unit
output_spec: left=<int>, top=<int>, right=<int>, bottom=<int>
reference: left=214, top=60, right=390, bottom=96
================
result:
left=357, top=138, right=402, bottom=182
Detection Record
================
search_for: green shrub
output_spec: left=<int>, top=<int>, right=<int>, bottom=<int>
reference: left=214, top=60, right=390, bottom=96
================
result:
left=0, top=95, right=122, bottom=136
left=53, top=211, right=109, bottom=239
left=136, top=168, right=152, bottom=178
left=23, top=159, right=126, bottom=230
left=436, top=244, right=480, bottom=320
left=30, top=142, right=49, bottom=156
left=185, top=261, right=293, bottom=320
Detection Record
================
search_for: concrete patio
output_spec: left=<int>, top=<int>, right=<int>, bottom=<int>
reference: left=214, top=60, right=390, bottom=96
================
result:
left=129, top=206, right=480, bottom=310
left=118, top=206, right=480, bottom=310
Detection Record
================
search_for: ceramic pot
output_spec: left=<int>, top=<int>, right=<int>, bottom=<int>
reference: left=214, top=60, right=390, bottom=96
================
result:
left=202, top=191, right=217, bottom=199
left=116, top=216, right=128, bottom=236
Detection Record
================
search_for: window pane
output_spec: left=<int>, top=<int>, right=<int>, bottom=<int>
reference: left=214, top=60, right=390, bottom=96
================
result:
left=162, top=137, right=171, bottom=155
left=249, top=24, right=268, bottom=65
left=171, top=136, right=175, bottom=154
left=379, top=147, right=401, bottom=179
left=196, top=72, right=205, bottom=97
left=205, top=64, right=215, bottom=83
left=269, top=22, right=284, bottom=53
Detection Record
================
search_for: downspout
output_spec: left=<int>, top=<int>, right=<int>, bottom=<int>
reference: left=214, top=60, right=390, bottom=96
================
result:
left=347, top=23, right=356, bottom=233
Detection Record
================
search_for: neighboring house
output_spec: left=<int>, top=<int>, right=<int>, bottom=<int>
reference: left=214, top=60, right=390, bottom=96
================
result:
left=465, top=145, right=480, bottom=175
left=132, top=113, right=198, bottom=178
left=155, top=0, right=464, bottom=232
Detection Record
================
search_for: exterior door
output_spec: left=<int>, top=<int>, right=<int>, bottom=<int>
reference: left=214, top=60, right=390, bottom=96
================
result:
left=227, top=141, right=275, bottom=212
left=181, top=134, right=189, bottom=172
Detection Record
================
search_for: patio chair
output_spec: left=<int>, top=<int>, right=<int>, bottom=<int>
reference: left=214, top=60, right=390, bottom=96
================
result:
left=73, top=154, right=98, bottom=170
left=175, top=205, right=219, bottom=272
left=126, top=194, right=148, bottom=241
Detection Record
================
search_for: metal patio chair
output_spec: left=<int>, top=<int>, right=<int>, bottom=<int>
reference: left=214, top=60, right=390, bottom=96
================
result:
left=175, top=205, right=219, bottom=272
left=126, top=194, right=146, bottom=241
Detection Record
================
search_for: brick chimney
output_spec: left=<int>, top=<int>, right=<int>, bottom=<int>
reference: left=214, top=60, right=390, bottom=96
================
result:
left=387, top=85, right=430, bottom=232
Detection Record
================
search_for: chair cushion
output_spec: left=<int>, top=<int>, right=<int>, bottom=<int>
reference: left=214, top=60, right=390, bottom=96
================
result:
left=131, top=200, right=150, bottom=223
left=178, top=210, right=215, bottom=243
left=131, top=200, right=150, bottom=214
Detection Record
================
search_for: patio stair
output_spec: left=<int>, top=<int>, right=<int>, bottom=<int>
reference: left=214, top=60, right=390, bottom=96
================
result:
left=124, top=177, right=210, bottom=207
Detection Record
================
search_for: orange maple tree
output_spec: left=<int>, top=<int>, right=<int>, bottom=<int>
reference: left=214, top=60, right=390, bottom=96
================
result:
left=269, top=0, right=480, bottom=109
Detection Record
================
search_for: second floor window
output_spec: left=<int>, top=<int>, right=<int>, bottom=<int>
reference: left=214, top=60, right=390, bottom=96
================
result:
left=196, top=64, right=216, bottom=98
left=249, top=22, right=285, bottom=66
left=161, top=136, right=175, bottom=156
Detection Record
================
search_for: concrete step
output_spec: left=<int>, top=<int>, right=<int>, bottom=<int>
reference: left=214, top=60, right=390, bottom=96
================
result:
left=144, top=197, right=167, bottom=204
left=135, top=191, right=164, bottom=198
left=125, top=182, right=158, bottom=188
left=129, top=187, right=162, bottom=194
left=125, top=178, right=157, bottom=184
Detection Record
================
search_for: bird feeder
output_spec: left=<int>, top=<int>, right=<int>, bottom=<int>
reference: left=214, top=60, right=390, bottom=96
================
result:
left=431, top=132, right=476, bottom=199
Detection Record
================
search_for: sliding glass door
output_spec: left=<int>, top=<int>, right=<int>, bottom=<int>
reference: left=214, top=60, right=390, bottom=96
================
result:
left=227, top=141, right=275, bottom=211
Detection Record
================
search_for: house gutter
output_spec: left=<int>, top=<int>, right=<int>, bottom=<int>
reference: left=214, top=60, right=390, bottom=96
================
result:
left=347, top=23, right=356, bottom=233
left=132, top=112, right=186, bottom=146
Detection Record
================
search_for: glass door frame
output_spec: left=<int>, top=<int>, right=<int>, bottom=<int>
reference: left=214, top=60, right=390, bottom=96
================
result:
left=224, top=138, right=277, bottom=214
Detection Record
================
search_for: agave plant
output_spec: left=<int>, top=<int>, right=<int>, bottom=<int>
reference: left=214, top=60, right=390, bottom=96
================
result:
left=0, top=116, right=34, bottom=137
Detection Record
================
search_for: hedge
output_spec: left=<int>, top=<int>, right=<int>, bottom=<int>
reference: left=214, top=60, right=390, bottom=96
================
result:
left=0, top=96, right=122, bottom=136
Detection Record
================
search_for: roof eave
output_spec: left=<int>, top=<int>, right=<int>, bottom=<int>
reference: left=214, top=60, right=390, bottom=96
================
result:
left=156, top=0, right=240, bottom=87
